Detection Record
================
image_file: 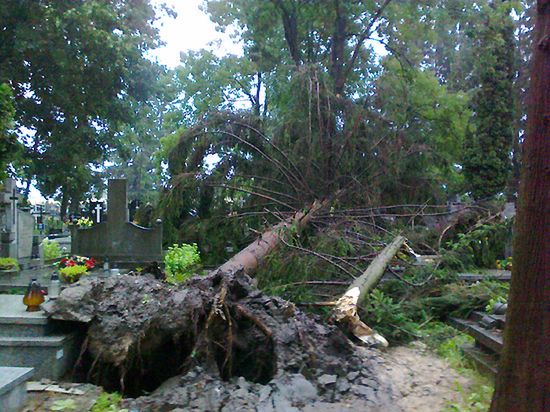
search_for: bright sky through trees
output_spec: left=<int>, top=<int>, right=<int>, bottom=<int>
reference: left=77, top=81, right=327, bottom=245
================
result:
left=148, top=0, right=243, bottom=68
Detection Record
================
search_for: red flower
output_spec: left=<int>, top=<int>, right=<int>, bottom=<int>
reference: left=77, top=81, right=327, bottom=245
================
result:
left=66, top=260, right=76, bottom=267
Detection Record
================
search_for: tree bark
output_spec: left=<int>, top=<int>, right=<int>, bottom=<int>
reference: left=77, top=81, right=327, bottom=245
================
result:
left=215, top=198, right=329, bottom=276
left=490, top=2, right=550, bottom=411
left=332, top=235, right=406, bottom=346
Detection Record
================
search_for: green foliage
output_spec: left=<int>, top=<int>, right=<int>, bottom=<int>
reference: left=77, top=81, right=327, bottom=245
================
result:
left=375, top=58, right=471, bottom=203
left=91, top=392, right=127, bottom=412
left=361, top=290, right=422, bottom=342
left=43, top=239, right=62, bottom=260
left=256, top=230, right=360, bottom=305
left=446, top=220, right=512, bottom=268
left=0, top=257, right=19, bottom=271
left=0, top=83, right=18, bottom=178
left=164, top=243, right=202, bottom=284
left=485, top=296, right=507, bottom=313
left=59, top=265, right=88, bottom=283
left=443, top=383, right=494, bottom=412
left=45, top=217, right=64, bottom=234
left=420, top=280, right=509, bottom=320
left=463, top=4, right=516, bottom=199
left=0, top=0, right=172, bottom=214
left=420, top=322, right=494, bottom=412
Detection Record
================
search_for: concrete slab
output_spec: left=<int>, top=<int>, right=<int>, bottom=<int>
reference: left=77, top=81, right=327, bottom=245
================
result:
left=0, top=295, right=56, bottom=337
left=0, top=367, right=34, bottom=396
left=0, top=295, right=49, bottom=325
left=0, top=366, right=34, bottom=412
left=0, top=333, right=80, bottom=380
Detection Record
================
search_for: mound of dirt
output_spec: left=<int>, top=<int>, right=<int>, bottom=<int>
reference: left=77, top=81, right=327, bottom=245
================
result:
left=45, top=271, right=398, bottom=409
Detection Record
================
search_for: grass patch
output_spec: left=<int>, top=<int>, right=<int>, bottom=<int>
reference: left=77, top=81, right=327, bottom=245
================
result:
left=422, top=322, right=494, bottom=412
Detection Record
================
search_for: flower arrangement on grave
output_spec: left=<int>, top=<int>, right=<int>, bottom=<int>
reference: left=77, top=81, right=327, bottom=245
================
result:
left=58, top=255, right=95, bottom=283
left=495, top=257, right=512, bottom=270
left=75, top=217, right=93, bottom=228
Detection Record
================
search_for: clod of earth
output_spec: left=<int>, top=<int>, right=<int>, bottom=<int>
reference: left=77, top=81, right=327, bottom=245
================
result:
left=44, top=271, right=396, bottom=409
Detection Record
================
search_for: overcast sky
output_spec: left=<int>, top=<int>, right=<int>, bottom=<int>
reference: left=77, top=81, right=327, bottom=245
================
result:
left=148, top=0, right=242, bottom=67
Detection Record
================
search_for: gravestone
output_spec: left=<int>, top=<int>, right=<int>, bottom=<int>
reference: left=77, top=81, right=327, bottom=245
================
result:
left=71, top=179, right=162, bottom=264
left=0, top=179, right=35, bottom=262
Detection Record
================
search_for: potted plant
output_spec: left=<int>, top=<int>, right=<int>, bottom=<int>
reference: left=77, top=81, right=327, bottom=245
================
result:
left=58, top=255, right=95, bottom=283
left=0, top=257, right=20, bottom=275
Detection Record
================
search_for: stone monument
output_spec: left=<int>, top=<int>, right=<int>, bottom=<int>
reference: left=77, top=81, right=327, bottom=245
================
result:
left=71, top=179, right=162, bottom=264
left=0, top=179, right=35, bottom=262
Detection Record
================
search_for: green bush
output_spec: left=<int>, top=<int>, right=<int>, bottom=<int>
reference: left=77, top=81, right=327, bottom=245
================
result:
left=446, top=220, right=511, bottom=268
left=43, top=239, right=62, bottom=260
left=164, top=243, right=201, bottom=284
left=60, top=265, right=88, bottom=283
left=0, top=257, right=19, bottom=271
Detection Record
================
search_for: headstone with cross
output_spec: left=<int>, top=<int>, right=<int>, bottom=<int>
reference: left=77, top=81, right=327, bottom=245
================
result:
left=88, top=201, right=104, bottom=224
left=0, top=179, right=35, bottom=261
left=71, top=179, right=162, bottom=266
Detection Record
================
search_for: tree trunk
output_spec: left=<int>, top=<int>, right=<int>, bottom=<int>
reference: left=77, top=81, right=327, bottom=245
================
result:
left=490, top=2, right=550, bottom=411
left=60, top=186, right=69, bottom=221
left=332, top=235, right=406, bottom=346
left=215, top=198, right=329, bottom=276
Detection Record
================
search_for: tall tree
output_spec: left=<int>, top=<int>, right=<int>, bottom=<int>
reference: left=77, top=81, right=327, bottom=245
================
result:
left=462, top=2, right=516, bottom=200
left=0, top=0, right=170, bottom=217
left=0, top=83, right=18, bottom=179
left=490, top=1, right=550, bottom=410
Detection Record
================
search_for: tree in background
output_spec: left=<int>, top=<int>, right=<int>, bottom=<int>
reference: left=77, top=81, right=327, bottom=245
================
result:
left=490, top=1, right=549, bottom=410
left=0, top=83, right=19, bottom=180
left=159, top=0, right=474, bottom=253
left=0, top=0, right=172, bottom=218
left=463, top=2, right=516, bottom=200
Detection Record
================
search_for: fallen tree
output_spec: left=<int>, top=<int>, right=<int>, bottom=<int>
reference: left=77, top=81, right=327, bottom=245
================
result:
left=333, top=235, right=407, bottom=347
left=216, top=198, right=330, bottom=275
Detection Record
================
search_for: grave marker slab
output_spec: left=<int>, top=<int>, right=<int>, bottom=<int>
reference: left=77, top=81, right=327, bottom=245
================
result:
left=0, top=179, right=35, bottom=262
left=71, top=179, right=162, bottom=264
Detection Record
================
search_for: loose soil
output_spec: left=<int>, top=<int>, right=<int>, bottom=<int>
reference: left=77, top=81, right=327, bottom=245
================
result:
left=23, top=345, right=476, bottom=411
left=36, top=272, right=477, bottom=411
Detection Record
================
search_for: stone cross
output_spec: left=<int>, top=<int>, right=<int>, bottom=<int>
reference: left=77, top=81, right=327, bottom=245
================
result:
left=94, top=203, right=102, bottom=223
left=9, top=188, right=18, bottom=225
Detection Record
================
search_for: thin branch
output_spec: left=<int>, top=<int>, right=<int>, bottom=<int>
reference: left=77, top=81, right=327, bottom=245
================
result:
left=207, top=183, right=296, bottom=210
left=344, top=0, right=393, bottom=80
left=279, top=237, right=358, bottom=279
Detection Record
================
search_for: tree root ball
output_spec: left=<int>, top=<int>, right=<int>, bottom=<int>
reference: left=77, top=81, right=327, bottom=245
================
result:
left=45, top=271, right=395, bottom=409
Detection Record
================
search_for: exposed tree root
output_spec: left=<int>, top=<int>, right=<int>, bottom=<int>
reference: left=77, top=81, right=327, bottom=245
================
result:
left=45, top=271, right=395, bottom=409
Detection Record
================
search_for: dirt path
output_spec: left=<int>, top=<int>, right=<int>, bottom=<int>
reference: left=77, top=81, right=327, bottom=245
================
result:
left=376, top=342, right=474, bottom=412
left=23, top=343, right=474, bottom=412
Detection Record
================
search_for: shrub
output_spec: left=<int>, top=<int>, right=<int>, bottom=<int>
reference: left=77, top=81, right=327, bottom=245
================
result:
left=60, top=265, right=89, bottom=283
left=164, top=243, right=201, bottom=284
left=0, top=257, right=19, bottom=271
left=43, top=239, right=62, bottom=260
